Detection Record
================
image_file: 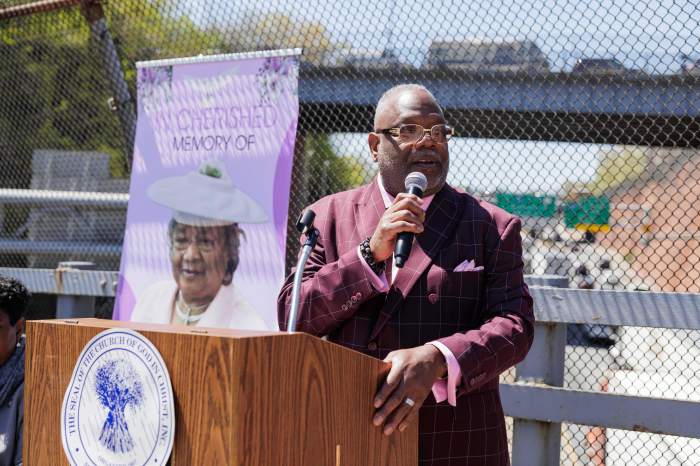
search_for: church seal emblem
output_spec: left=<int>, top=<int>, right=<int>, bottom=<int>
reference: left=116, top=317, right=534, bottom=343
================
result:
left=61, top=328, right=175, bottom=465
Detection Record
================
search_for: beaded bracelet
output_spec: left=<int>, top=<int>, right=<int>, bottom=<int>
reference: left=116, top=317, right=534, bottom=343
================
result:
left=360, top=237, right=385, bottom=275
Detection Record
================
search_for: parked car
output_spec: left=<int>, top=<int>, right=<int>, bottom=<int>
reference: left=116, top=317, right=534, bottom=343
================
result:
left=426, top=38, right=550, bottom=73
left=572, top=58, right=627, bottom=74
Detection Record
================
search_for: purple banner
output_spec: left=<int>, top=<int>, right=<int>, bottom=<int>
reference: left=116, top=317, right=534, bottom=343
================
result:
left=114, top=50, right=300, bottom=331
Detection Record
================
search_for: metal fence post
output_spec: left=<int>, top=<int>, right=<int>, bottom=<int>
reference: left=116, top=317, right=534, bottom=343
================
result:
left=512, top=275, right=568, bottom=466
left=55, top=261, right=97, bottom=318
left=285, top=128, right=309, bottom=274
left=81, top=0, right=136, bottom=171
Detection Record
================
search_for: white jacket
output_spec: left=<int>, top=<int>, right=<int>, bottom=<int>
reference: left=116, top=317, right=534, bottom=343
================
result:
left=130, top=280, right=270, bottom=331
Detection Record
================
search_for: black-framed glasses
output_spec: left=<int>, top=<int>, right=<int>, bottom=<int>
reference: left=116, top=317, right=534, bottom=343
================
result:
left=376, top=124, right=454, bottom=144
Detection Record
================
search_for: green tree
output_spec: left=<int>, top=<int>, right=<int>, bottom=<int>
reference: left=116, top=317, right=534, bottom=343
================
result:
left=0, top=3, right=348, bottom=186
left=305, top=134, right=367, bottom=202
left=585, top=147, right=648, bottom=195
left=214, top=11, right=337, bottom=66
left=0, top=41, right=47, bottom=189
left=0, top=1, right=227, bottom=179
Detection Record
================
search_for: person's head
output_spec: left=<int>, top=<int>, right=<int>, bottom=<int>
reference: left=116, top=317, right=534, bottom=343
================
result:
left=368, top=84, right=451, bottom=196
left=0, top=275, right=30, bottom=367
left=168, top=219, right=243, bottom=306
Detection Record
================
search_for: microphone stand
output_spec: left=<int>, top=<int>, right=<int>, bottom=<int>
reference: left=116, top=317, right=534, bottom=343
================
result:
left=287, top=210, right=319, bottom=333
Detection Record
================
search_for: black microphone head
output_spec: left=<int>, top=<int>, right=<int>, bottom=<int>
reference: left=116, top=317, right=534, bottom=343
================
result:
left=405, top=172, right=428, bottom=193
left=296, top=209, right=316, bottom=234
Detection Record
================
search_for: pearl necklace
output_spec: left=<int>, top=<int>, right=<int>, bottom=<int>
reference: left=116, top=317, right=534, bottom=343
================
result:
left=175, top=294, right=209, bottom=323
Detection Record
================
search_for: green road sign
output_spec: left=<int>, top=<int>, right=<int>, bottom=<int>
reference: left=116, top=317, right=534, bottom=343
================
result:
left=563, top=195, right=610, bottom=230
left=496, top=193, right=557, bottom=218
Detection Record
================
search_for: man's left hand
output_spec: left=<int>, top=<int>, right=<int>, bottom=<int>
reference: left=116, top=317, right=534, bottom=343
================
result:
left=373, top=345, right=447, bottom=435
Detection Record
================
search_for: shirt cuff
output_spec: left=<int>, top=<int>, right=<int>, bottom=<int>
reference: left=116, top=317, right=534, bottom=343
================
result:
left=427, top=340, right=461, bottom=406
left=356, top=246, right=389, bottom=292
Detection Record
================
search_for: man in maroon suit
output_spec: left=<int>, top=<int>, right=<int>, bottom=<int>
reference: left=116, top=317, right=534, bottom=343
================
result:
left=278, top=84, right=534, bottom=466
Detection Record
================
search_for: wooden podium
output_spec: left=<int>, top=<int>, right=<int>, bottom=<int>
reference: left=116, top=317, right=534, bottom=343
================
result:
left=24, top=318, right=417, bottom=465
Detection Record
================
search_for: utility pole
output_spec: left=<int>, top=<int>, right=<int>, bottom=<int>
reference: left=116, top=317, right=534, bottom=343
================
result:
left=383, top=0, right=395, bottom=58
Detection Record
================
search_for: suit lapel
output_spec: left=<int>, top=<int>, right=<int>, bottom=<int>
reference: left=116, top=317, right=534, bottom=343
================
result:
left=354, top=179, right=385, bottom=243
left=369, top=185, right=463, bottom=341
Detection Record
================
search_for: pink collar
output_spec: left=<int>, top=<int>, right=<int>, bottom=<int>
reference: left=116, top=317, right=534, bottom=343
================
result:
left=376, top=176, right=435, bottom=211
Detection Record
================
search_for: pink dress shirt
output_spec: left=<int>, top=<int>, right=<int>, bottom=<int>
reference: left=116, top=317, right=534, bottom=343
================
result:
left=356, top=177, right=462, bottom=405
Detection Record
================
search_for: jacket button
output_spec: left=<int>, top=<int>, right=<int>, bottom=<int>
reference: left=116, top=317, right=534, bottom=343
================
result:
left=428, top=293, right=439, bottom=305
left=367, top=342, right=378, bottom=351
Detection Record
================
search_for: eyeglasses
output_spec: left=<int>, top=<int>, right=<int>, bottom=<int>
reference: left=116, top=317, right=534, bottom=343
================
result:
left=376, top=124, right=454, bottom=144
left=171, top=235, right=219, bottom=253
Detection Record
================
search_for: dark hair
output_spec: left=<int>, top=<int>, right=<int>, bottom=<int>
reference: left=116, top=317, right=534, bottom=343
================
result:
left=0, top=275, right=31, bottom=325
left=167, top=219, right=244, bottom=285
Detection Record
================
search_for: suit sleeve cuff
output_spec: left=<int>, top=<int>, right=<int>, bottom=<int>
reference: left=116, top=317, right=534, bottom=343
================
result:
left=356, top=246, right=389, bottom=292
left=427, top=340, right=461, bottom=406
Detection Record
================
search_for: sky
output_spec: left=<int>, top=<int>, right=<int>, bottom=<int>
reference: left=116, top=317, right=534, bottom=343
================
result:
left=329, top=133, right=604, bottom=195
left=177, top=0, right=699, bottom=195
left=183, top=0, right=700, bottom=73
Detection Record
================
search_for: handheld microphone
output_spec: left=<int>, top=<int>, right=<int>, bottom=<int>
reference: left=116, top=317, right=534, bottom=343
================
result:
left=394, top=172, right=428, bottom=268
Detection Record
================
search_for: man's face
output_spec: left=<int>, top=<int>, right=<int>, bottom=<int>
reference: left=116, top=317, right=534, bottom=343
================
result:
left=170, top=223, right=230, bottom=306
left=368, top=89, right=449, bottom=196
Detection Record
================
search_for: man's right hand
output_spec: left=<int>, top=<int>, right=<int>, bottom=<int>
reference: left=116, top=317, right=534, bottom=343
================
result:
left=369, top=193, right=425, bottom=263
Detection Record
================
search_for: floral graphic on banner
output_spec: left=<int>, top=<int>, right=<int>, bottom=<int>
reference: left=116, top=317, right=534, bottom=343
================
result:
left=137, top=65, right=173, bottom=111
left=257, top=56, right=299, bottom=103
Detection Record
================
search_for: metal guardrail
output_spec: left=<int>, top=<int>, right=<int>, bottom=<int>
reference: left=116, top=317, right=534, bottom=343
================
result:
left=507, top=282, right=700, bottom=465
left=0, top=265, right=119, bottom=319
left=504, top=383, right=700, bottom=439
left=3, top=265, right=699, bottom=464
left=0, top=188, right=128, bottom=207
left=0, top=189, right=126, bottom=257
left=0, top=266, right=118, bottom=297
left=529, top=286, right=700, bottom=330
left=0, top=239, right=122, bottom=257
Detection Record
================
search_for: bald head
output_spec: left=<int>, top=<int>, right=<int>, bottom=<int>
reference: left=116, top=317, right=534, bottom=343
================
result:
left=368, top=84, right=450, bottom=197
left=373, top=84, right=443, bottom=130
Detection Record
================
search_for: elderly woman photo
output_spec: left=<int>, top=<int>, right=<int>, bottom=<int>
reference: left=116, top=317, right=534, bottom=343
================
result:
left=130, top=162, right=270, bottom=330
left=0, top=275, right=30, bottom=466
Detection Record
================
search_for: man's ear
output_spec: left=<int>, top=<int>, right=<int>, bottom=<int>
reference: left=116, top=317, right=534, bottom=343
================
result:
left=368, top=132, right=380, bottom=161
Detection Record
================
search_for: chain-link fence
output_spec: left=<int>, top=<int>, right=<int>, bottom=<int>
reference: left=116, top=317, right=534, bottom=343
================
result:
left=1, top=0, right=699, bottom=463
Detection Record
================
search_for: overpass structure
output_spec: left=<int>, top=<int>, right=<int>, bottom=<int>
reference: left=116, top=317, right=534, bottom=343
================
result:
left=298, top=68, right=700, bottom=147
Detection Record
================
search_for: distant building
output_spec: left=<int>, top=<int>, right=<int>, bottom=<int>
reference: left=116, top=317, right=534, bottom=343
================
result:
left=317, top=48, right=401, bottom=69
left=426, top=38, right=549, bottom=73
left=344, top=49, right=401, bottom=69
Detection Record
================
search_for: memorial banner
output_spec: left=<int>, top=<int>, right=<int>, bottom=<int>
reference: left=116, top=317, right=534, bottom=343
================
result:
left=114, top=49, right=300, bottom=331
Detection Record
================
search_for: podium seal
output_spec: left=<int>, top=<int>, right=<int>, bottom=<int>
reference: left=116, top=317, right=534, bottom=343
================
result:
left=61, top=328, right=175, bottom=465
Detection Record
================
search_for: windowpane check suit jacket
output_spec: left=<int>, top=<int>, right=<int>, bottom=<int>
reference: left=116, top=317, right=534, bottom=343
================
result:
left=278, top=181, right=534, bottom=466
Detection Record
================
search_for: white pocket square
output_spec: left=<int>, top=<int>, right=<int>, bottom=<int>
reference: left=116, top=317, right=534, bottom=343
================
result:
left=453, top=259, right=484, bottom=272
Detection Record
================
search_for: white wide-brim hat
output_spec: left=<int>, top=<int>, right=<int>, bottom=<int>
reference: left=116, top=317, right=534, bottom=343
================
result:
left=146, top=161, right=268, bottom=226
